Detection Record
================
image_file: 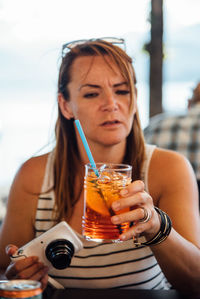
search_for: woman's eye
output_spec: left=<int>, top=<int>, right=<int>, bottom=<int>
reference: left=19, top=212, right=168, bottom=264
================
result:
left=84, top=92, right=99, bottom=98
left=116, top=90, right=130, bottom=95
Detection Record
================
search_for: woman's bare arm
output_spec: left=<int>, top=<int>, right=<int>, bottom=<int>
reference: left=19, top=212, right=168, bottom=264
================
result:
left=111, top=148, right=200, bottom=295
left=0, top=154, right=49, bottom=286
left=149, top=149, right=200, bottom=293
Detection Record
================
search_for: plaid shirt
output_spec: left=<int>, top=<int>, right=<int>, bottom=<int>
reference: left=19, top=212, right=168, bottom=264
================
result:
left=144, top=103, right=200, bottom=179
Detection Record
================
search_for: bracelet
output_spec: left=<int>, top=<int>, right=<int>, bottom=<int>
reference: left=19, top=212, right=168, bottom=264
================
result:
left=133, top=207, right=172, bottom=247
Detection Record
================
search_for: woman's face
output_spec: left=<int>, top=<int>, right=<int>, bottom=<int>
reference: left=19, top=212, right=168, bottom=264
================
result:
left=60, top=55, right=137, bottom=147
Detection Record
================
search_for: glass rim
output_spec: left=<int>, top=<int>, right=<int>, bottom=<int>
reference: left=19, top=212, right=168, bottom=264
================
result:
left=85, top=162, right=132, bottom=171
left=0, top=280, right=41, bottom=290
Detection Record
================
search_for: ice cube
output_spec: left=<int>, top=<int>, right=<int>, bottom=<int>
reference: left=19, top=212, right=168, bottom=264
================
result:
left=97, top=174, right=111, bottom=185
left=111, top=171, right=124, bottom=181
left=99, top=164, right=106, bottom=172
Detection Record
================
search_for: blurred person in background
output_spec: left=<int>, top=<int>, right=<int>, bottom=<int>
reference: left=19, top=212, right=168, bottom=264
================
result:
left=144, top=82, right=200, bottom=196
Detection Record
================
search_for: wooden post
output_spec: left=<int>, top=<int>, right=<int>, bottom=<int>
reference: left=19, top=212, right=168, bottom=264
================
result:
left=149, top=0, right=163, bottom=117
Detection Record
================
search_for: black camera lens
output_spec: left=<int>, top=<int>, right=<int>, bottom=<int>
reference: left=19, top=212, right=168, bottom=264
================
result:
left=45, top=239, right=75, bottom=270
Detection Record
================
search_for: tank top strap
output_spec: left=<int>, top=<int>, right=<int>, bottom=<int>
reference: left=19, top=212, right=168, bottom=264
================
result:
left=141, top=144, right=156, bottom=193
left=40, top=150, right=55, bottom=193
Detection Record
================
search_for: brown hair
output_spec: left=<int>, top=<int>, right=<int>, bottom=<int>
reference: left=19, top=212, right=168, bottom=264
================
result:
left=54, top=40, right=145, bottom=221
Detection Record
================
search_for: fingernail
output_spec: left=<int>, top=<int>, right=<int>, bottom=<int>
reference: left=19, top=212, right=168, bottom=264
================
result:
left=120, top=189, right=128, bottom=196
left=112, top=201, right=120, bottom=211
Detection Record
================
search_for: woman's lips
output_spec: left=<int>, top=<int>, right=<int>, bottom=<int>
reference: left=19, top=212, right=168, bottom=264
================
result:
left=101, top=120, right=121, bottom=127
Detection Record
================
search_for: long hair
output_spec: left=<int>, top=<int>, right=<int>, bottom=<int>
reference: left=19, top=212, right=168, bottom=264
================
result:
left=54, top=40, right=145, bottom=221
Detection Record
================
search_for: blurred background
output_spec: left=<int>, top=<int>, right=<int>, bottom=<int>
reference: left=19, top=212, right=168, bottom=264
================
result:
left=0, top=0, right=200, bottom=216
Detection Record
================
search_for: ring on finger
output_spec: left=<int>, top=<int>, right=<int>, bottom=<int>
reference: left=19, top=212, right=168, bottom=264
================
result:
left=138, top=207, right=152, bottom=223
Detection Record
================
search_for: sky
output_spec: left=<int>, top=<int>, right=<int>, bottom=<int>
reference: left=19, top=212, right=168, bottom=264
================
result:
left=1, top=0, right=200, bottom=128
left=1, top=0, right=200, bottom=114
left=165, top=0, right=200, bottom=27
left=0, top=0, right=152, bottom=97
left=0, top=0, right=149, bottom=47
left=1, top=0, right=200, bottom=87
left=1, top=0, right=200, bottom=47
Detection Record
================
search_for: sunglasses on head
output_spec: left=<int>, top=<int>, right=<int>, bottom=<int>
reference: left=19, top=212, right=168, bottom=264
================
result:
left=61, top=37, right=125, bottom=57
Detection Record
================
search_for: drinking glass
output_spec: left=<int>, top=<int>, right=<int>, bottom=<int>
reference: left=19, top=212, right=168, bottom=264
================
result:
left=82, top=163, right=132, bottom=242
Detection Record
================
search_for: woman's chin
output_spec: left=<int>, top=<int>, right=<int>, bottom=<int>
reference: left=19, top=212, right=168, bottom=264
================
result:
left=98, top=136, right=126, bottom=147
left=91, top=129, right=128, bottom=147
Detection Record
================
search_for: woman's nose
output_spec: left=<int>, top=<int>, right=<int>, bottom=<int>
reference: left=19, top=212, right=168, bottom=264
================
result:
left=100, top=93, right=118, bottom=112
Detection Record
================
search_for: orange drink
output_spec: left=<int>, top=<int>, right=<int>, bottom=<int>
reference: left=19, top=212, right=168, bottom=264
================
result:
left=82, top=163, right=132, bottom=242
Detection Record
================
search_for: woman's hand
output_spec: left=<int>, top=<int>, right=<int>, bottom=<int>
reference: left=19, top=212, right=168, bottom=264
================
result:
left=4, top=245, right=49, bottom=290
left=111, top=180, right=161, bottom=241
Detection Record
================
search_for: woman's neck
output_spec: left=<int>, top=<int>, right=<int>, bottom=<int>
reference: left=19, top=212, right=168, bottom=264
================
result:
left=78, top=140, right=127, bottom=165
left=95, top=145, right=126, bottom=164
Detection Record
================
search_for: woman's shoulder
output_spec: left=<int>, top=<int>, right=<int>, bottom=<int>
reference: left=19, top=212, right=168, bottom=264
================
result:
left=21, top=153, right=49, bottom=172
left=148, top=147, right=196, bottom=202
left=151, top=147, right=191, bottom=167
left=144, top=144, right=192, bottom=177
left=145, top=143, right=187, bottom=161
left=150, top=147, right=194, bottom=178
left=14, top=152, right=51, bottom=194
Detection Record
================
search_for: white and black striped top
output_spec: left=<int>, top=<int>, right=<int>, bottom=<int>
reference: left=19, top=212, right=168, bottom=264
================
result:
left=34, top=144, right=170, bottom=290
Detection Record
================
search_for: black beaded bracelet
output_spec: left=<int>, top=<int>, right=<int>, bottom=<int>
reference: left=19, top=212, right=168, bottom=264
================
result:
left=133, top=207, right=172, bottom=247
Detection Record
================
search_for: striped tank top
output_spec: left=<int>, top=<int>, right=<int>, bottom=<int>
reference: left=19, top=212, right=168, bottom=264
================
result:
left=34, top=144, right=170, bottom=290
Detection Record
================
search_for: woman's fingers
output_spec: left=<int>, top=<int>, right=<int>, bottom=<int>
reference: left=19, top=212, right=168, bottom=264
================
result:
left=5, top=256, right=37, bottom=278
left=112, top=180, right=153, bottom=212
left=4, top=244, right=49, bottom=290
left=111, top=206, right=154, bottom=236
left=5, top=255, right=49, bottom=285
left=120, top=180, right=145, bottom=196
left=113, top=207, right=161, bottom=241
left=40, top=272, right=49, bottom=290
left=28, top=264, right=49, bottom=289
left=112, top=191, right=149, bottom=212
left=111, top=206, right=148, bottom=224
left=110, top=179, right=161, bottom=241
left=15, top=261, right=48, bottom=280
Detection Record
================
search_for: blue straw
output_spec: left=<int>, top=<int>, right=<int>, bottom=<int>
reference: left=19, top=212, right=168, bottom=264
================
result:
left=75, top=120, right=99, bottom=177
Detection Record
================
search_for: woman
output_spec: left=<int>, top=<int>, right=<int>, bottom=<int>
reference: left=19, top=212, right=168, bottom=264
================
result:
left=0, top=38, right=200, bottom=295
